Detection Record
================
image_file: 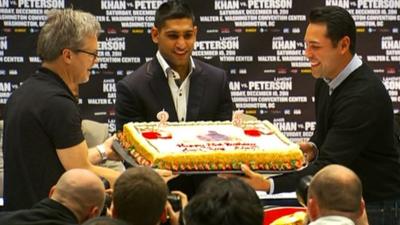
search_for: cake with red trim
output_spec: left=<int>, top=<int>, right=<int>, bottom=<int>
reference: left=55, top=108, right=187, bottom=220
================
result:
left=118, top=120, right=305, bottom=172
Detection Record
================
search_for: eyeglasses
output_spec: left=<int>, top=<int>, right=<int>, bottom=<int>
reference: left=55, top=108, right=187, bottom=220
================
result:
left=74, top=49, right=98, bottom=62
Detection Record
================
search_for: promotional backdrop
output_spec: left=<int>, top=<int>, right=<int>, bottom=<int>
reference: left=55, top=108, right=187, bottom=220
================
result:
left=0, top=0, right=400, bottom=142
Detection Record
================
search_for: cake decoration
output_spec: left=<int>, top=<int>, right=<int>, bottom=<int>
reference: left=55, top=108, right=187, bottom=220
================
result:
left=232, top=109, right=244, bottom=127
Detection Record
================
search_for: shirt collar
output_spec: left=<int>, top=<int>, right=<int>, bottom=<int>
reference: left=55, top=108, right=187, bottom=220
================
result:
left=324, top=54, right=362, bottom=95
left=156, top=51, right=195, bottom=79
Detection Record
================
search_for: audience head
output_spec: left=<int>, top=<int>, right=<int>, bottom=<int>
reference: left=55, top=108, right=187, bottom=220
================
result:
left=82, top=216, right=129, bottom=225
left=307, top=164, right=364, bottom=222
left=183, top=176, right=264, bottom=225
left=309, top=6, right=356, bottom=55
left=49, top=169, right=106, bottom=224
left=112, top=167, right=168, bottom=225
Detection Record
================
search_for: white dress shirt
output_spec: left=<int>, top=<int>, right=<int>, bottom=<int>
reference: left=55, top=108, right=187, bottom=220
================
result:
left=156, top=51, right=195, bottom=122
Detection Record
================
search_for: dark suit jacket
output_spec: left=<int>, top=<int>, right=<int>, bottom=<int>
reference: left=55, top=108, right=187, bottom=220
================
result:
left=115, top=58, right=233, bottom=197
left=116, top=58, right=233, bottom=131
left=274, top=63, right=400, bottom=202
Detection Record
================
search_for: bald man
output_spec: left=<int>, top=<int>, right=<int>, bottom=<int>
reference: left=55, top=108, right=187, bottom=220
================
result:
left=307, top=165, right=368, bottom=225
left=0, top=169, right=106, bottom=225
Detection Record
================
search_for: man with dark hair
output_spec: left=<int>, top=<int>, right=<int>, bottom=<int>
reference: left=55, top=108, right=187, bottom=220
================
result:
left=116, top=0, right=233, bottom=197
left=238, top=6, right=400, bottom=224
left=0, top=169, right=106, bottom=225
left=307, top=165, right=366, bottom=225
left=116, top=0, right=232, bottom=128
left=183, top=177, right=263, bottom=225
left=111, top=167, right=169, bottom=225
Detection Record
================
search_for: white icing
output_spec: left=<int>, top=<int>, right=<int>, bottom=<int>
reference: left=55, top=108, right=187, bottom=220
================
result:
left=141, top=124, right=290, bottom=154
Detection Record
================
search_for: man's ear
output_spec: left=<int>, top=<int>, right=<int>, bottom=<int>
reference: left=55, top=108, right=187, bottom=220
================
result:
left=48, top=185, right=56, bottom=198
left=79, top=206, right=100, bottom=224
left=159, top=205, right=168, bottom=224
left=89, top=206, right=100, bottom=218
left=355, top=198, right=369, bottom=225
left=151, top=26, right=159, bottom=44
left=357, top=198, right=366, bottom=219
left=307, top=197, right=319, bottom=221
left=61, top=48, right=73, bottom=64
left=339, top=36, right=350, bottom=54
left=110, top=202, right=117, bottom=218
left=193, top=25, right=198, bottom=41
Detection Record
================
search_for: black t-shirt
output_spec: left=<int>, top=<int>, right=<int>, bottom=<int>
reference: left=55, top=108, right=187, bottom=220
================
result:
left=3, top=67, right=84, bottom=210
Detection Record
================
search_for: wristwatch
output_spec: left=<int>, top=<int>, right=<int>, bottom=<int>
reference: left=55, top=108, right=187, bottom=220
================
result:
left=96, top=144, right=108, bottom=163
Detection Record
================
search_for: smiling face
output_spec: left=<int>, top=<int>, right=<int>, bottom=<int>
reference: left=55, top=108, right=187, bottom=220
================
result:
left=304, top=23, right=350, bottom=80
left=151, top=18, right=197, bottom=74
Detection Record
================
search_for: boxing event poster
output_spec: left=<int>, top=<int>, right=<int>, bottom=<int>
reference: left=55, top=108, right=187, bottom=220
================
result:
left=0, top=0, right=399, bottom=141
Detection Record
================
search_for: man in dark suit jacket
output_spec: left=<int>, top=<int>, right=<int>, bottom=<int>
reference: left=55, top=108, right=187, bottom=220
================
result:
left=238, top=6, right=400, bottom=224
left=115, top=0, right=233, bottom=197
left=116, top=58, right=232, bottom=128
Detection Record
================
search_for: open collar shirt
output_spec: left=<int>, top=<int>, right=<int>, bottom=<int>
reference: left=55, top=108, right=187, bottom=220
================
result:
left=156, top=51, right=195, bottom=122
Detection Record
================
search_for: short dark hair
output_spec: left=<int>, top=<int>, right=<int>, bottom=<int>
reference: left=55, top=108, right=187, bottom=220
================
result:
left=183, top=177, right=264, bottom=225
left=154, top=0, right=195, bottom=29
left=309, top=6, right=356, bottom=55
left=113, top=167, right=168, bottom=225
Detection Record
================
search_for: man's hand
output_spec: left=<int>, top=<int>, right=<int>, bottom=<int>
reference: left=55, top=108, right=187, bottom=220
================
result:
left=298, top=141, right=317, bottom=162
left=155, top=169, right=179, bottom=183
left=219, top=164, right=270, bottom=192
left=102, top=135, right=122, bottom=161
left=239, top=164, right=270, bottom=191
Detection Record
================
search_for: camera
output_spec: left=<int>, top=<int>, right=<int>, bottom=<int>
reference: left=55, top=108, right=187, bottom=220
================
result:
left=100, top=177, right=112, bottom=216
left=167, top=193, right=181, bottom=211
left=296, top=175, right=312, bottom=207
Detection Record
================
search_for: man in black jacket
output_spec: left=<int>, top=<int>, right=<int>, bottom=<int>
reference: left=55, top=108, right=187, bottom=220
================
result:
left=0, top=169, right=105, bottom=225
left=238, top=6, right=400, bottom=224
left=116, top=0, right=233, bottom=198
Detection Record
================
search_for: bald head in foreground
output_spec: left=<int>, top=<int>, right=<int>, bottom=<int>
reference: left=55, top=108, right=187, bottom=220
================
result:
left=307, top=164, right=367, bottom=225
left=0, top=168, right=106, bottom=225
left=50, top=169, right=106, bottom=223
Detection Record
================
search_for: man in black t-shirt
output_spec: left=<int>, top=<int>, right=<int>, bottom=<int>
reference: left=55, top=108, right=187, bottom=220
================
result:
left=3, top=8, right=174, bottom=211
left=2, top=9, right=124, bottom=211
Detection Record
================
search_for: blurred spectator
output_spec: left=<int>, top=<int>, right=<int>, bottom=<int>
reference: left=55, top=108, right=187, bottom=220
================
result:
left=307, top=164, right=368, bottom=225
left=183, top=177, right=263, bottom=225
left=0, top=169, right=105, bottom=225
left=82, top=216, right=129, bottom=225
left=111, top=167, right=184, bottom=225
